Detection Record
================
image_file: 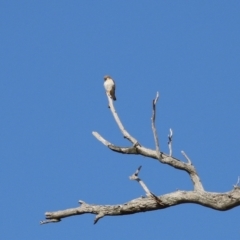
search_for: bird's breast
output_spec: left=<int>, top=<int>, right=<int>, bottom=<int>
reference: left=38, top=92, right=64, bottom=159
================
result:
left=104, top=80, right=114, bottom=90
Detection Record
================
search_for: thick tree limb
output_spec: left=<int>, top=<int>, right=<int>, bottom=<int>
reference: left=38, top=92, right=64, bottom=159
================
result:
left=41, top=188, right=240, bottom=224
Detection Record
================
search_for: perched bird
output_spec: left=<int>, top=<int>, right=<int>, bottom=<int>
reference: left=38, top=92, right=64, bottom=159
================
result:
left=103, top=75, right=116, bottom=101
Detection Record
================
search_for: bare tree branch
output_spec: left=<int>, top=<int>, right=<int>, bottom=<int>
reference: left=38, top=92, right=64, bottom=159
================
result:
left=168, top=128, right=173, bottom=156
left=234, top=176, right=240, bottom=189
left=129, top=166, right=153, bottom=197
left=130, top=166, right=164, bottom=206
left=181, top=151, right=192, bottom=165
left=41, top=88, right=236, bottom=224
left=92, top=131, right=139, bottom=154
left=92, top=131, right=112, bottom=146
left=107, top=95, right=139, bottom=146
left=151, top=92, right=161, bottom=159
left=92, top=91, right=204, bottom=192
left=41, top=188, right=240, bottom=224
left=93, top=129, right=204, bottom=191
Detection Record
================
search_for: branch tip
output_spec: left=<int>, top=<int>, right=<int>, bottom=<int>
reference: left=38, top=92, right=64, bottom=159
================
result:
left=153, top=91, right=160, bottom=105
left=130, top=166, right=142, bottom=180
left=135, top=165, right=142, bottom=176
left=181, top=151, right=192, bottom=165
left=234, top=176, right=240, bottom=188
left=94, top=213, right=105, bottom=224
left=40, top=219, right=60, bottom=225
left=92, top=131, right=111, bottom=146
left=79, top=200, right=86, bottom=205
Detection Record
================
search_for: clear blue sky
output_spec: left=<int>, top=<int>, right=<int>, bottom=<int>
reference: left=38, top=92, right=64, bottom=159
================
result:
left=1, top=1, right=240, bottom=239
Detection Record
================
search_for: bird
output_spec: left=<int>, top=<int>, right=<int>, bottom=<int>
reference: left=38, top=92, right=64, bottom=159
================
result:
left=103, top=75, right=116, bottom=101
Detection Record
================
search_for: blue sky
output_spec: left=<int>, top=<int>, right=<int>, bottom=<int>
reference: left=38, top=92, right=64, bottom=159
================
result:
left=1, top=1, right=240, bottom=239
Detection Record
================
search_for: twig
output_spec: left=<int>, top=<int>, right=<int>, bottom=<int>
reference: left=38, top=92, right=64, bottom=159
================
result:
left=236, top=177, right=240, bottom=185
left=168, top=128, right=173, bottom=156
left=94, top=213, right=105, bottom=224
left=130, top=166, right=164, bottom=205
left=92, top=131, right=139, bottom=154
left=151, top=92, right=161, bottom=159
left=129, top=166, right=151, bottom=195
left=181, top=151, right=192, bottom=165
left=234, top=176, right=240, bottom=189
left=40, top=218, right=61, bottom=224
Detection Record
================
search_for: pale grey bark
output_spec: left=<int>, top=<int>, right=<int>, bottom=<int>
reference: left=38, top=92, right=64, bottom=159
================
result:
left=41, top=93, right=240, bottom=225
left=41, top=188, right=240, bottom=225
left=151, top=91, right=160, bottom=158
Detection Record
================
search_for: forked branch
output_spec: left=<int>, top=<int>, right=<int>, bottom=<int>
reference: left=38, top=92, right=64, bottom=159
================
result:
left=130, top=166, right=164, bottom=206
left=93, top=92, right=204, bottom=191
left=41, top=90, right=239, bottom=224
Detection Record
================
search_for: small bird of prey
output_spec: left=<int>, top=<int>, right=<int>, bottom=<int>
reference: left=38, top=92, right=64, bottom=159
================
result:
left=103, top=75, right=117, bottom=101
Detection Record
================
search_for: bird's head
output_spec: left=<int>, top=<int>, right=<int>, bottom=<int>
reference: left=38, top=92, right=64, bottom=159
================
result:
left=104, top=75, right=111, bottom=81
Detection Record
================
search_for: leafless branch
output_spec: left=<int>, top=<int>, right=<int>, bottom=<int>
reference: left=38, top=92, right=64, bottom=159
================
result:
left=93, top=93, right=204, bottom=191
left=168, top=128, right=173, bottom=156
left=41, top=187, right=240, bottom=224
left=107, top=95, right=139, bottom=146
left=129, top=166, right=152, bottom=196
left=40, top=219, right=60, bottom=224
left=92, top=131, right=112, bottom=146
left=234, top=176, right=240, bottom=189
left=181, top=151, right=192, bottom=165
left=130, top=166, right=164, bottom=205
left=151, top=92, right=161, bottom=159
left=92, top=131, right=139, bottom=154
left=42, top=87, right=235, bottom=224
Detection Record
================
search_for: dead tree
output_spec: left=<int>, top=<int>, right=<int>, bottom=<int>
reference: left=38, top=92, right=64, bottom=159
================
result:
left=41, top=91, right=240, bottom=225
